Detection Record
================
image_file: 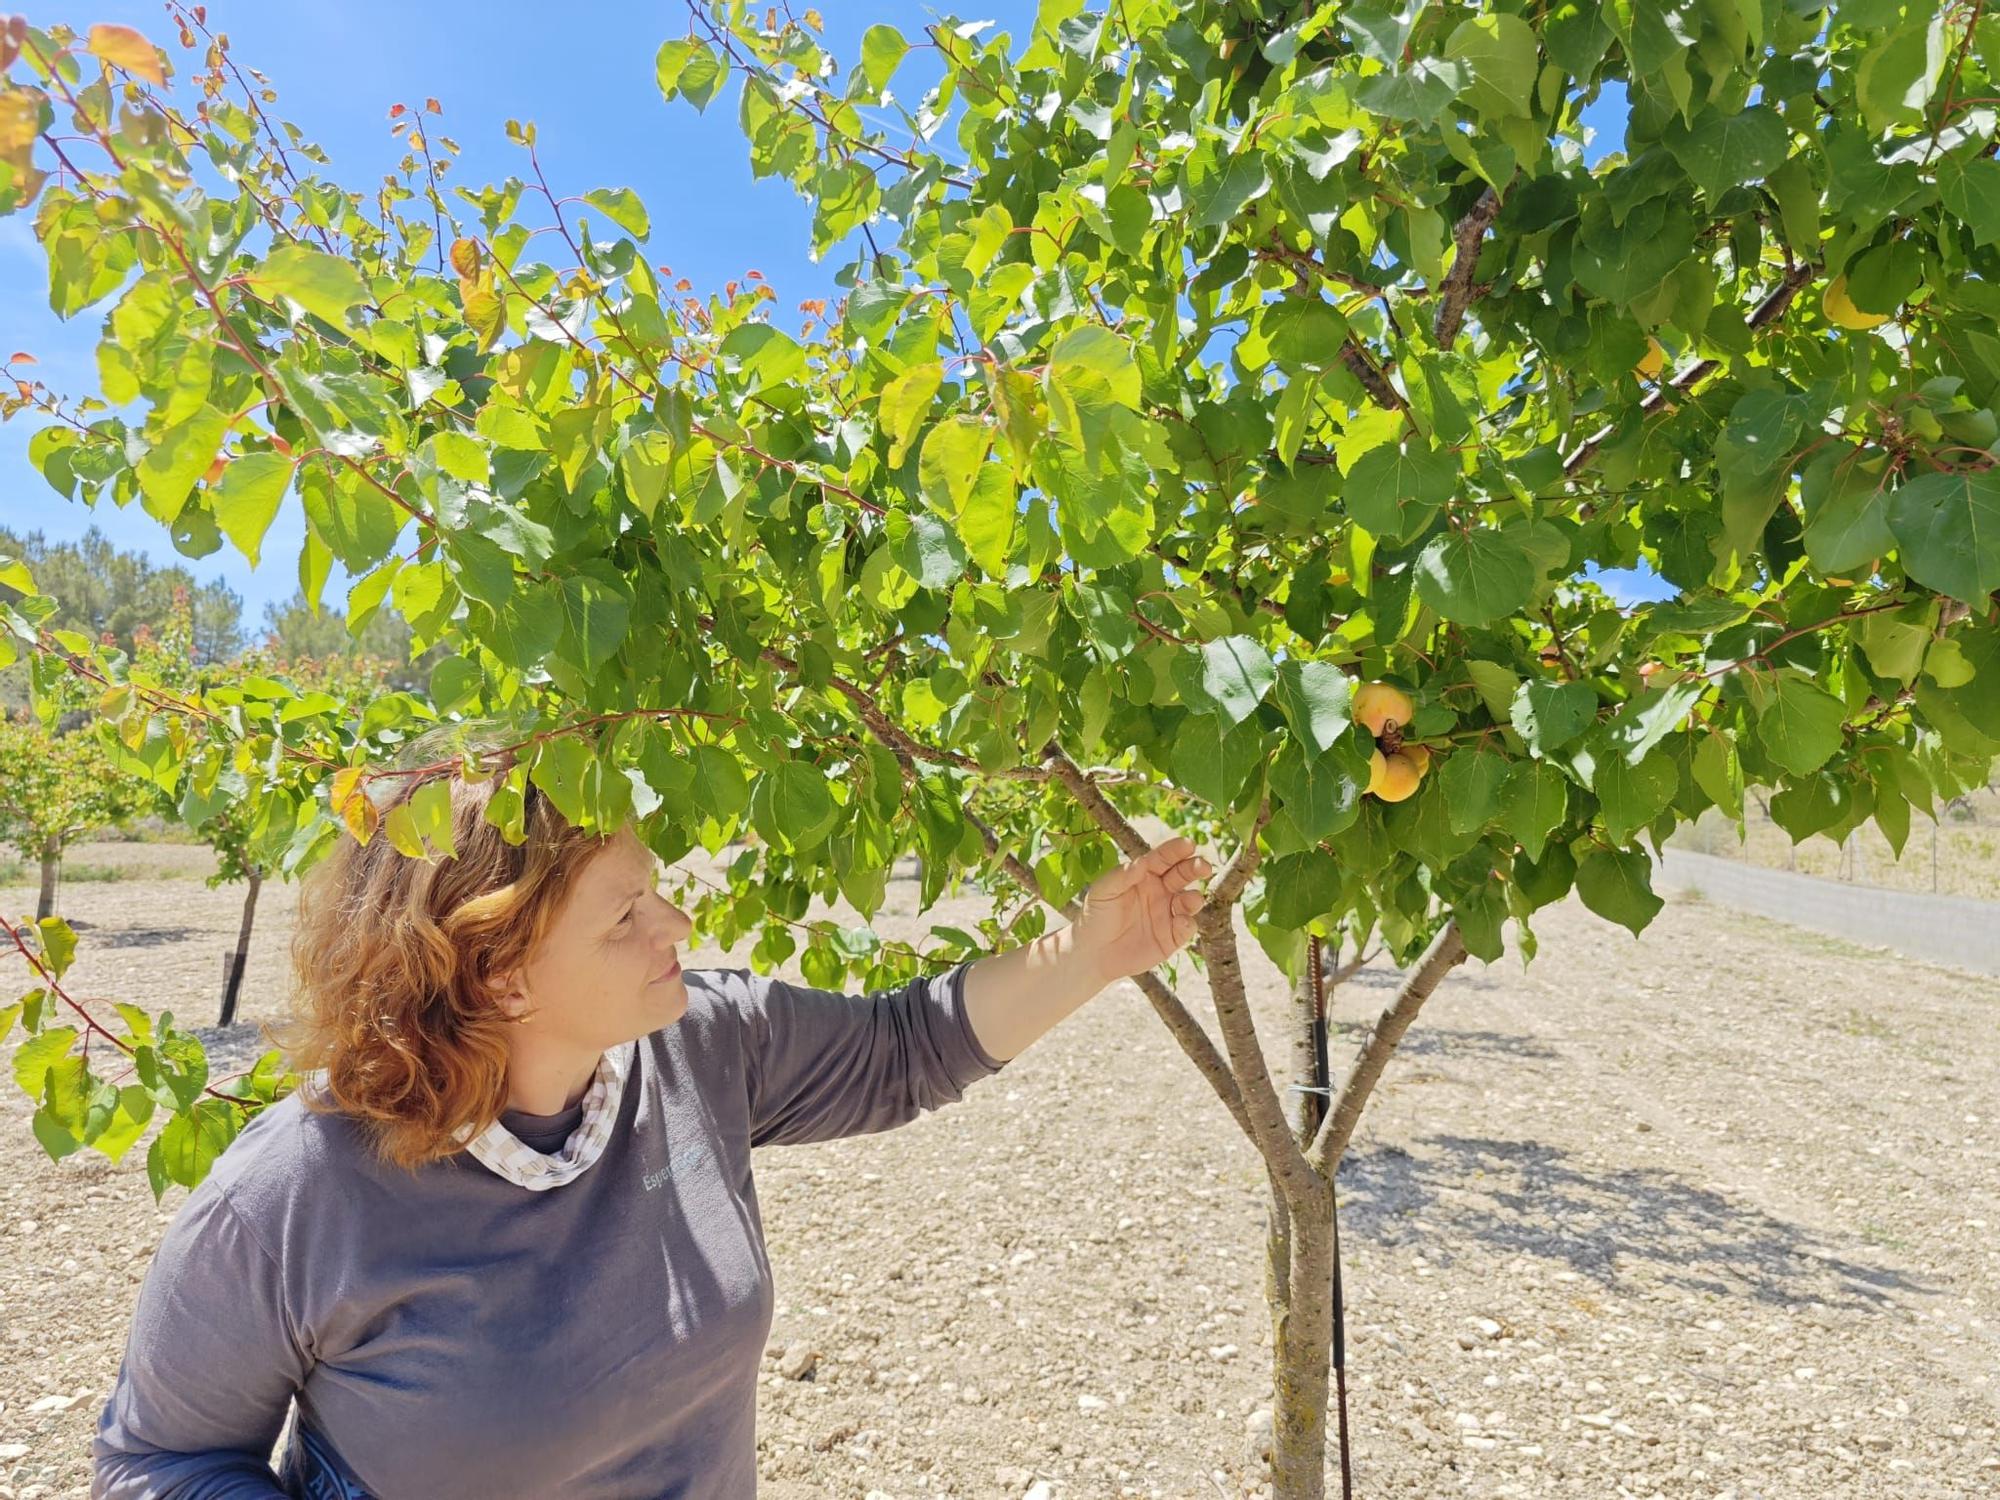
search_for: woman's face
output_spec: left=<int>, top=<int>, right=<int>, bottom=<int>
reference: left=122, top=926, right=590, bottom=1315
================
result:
left=498, top=826, right=695, bottom=1051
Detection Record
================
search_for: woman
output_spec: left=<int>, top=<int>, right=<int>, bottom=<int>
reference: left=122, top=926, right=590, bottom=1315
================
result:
left=90, top=766, right=1211, bottom=1499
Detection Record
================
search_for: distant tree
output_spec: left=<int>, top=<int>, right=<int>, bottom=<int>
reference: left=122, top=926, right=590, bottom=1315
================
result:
left=258, top=588, right=439, bottom=692
left=132, top=590, right=399, bottom=1021
left=0, top=713, right=150, bottom=919
left=0, top=526, right=243, bottom=707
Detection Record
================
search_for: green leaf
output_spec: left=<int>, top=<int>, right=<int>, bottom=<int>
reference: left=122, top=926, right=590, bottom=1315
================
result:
left=1857, top=604, right=1932, bottom=683
left=136, top=404, right=229, bottom=524
left=1500, top=761, right=1568, bottom=861
left=1800, top=447, right=1894, bottom=575
left=752, top=760, right=839, bottom=854
left=1855, top=21, right=1946, bottom=135
left=89, top=1085, right=154, bottom=1162
left=1355, top=57, right=1470, bottom=125
left=1663, top=106, right=1789, bottom=198
left=1274, top=659, right=1352, bottom=754
left=1173, top=635, right=1276, bottom=726
left=1440, top=748, right=1509, bottom=834
left=555, top=570, right=631, bottom=672
left=1168, top=714, right=1268, bottom=810
left=1414, top=529, right=1536, bottom=625
left=1590, top=745, right=1677, bottom=843
left=1261, top=299, right=1350, bottom=371
left=35, top=916, right=75, bottom=979
left=918, top=416, right=993, bottom=519
left=212, top=452, right=292, bottom=567
left=1045, top=326, right=1140, bottom=417
left=880, top=361, right=943, bottom=466
left=1718, top=388, right=1809, bottom=475
left=249, top=245, right=371, bottom=330
left=1939, top=623, right=2000, bottom=743
left=1692, top=731, right=1743, bottom=819
left=1575, top=847, right=1665, bottom=937
left=1756, top=674, right=1847, bottom=776
left=1938, top=155, right=2000, bottom=248
left=1510, top=679, right=1597, bottom=755
left=689, top=746, right=750, bottom=820
left=1443, top=13, right=1540, bottom=119
left=957, top=462, right=1019, bottom=577
left=32, top=1107, right=79, bottom=1163
left=1601, top=680, right=1704, bottom=765
left=12, top=1026, right=77, bottom=1097
left=1343, top=440, right=1457, bottom=542
left=1186, top=148, right=1271, bottom=229
left=1886, top=469, right=2000, bottom=606
left=1270, top=736, right=1364, bottom=841
left=657, top=40, right=727, bottom=111
left=1573, top=196, right=1695, bottom=304
left=859, top=24, right=908, bottom=91
left=584, top=187, right=650, bottom=241
left=156, top=1099, right=239, bottom=1188
left=1769, top=770, right=1852, bottom=841
left=1262, top=850, right=1342, bottom=930
left=717, top=323, right=804, bottom=389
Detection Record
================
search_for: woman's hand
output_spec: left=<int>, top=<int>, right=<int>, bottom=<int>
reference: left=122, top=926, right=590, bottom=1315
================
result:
left=1069, top=836, right=1214, bottom=986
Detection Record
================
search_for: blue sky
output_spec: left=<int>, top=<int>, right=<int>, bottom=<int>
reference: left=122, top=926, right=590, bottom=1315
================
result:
left=1, top=5, right=1660, bottom=628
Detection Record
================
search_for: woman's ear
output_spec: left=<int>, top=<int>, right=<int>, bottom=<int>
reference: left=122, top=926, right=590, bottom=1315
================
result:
left=491, top=968, right=532, bottom=1021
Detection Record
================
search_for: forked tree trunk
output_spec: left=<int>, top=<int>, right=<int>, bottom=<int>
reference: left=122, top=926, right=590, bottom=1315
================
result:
left=1263, top=925, right=1468, bottom=1498
left=36, top=838, right=60, bottom=921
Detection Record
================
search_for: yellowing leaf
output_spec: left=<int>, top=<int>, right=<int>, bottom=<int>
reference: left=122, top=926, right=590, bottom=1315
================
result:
left=86, top=24, right=166, bottom=86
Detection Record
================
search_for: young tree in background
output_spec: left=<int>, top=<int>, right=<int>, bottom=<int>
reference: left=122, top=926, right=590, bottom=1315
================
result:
left=0, top=712, right=149, bottom=918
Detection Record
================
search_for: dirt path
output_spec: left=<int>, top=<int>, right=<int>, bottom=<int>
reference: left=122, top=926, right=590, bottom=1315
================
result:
left=1, top=842, right=1995, bottom=1498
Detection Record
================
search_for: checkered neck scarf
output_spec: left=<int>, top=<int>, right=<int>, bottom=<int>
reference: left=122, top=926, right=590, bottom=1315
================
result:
left=455, top=1040, right=636, bottom=1190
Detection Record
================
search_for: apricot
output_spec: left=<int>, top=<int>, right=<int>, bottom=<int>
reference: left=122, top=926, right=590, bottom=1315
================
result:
left=1822, top=275, right=1888, bottom=332
left=1635, top=336, right=1665, bottom=380
left=1367, top=749, right=1425, bottom=803
left=1353, top=681, right=1415, bottom=738
left=1398, top=743, right=1431, bottom=774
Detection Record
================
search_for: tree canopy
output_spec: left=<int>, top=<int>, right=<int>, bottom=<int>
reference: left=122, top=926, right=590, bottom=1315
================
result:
left=2, top=0, right=1997, bottom=1185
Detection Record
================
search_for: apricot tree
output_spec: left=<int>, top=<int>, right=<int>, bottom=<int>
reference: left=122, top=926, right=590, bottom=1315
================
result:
left=4, top=3, right=1998, bottom=1493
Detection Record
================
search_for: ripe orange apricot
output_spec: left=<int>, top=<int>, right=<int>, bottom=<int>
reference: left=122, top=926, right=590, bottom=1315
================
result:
left=1367, top=749, right=1425, bottom=802
left=1353, top=681, right=1415, bottom=738
left=1398, top=743, right=1431, bottom=775
left=1636, top=336, right=1665, bottom=380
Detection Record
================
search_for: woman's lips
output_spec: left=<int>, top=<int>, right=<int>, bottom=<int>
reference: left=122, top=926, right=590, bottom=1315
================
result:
left=654, top=957, right=681, bottom=982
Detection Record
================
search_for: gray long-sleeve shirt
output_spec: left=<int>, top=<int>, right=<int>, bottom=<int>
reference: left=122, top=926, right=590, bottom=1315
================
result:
left=91, top=959, right=1002, bottom=1500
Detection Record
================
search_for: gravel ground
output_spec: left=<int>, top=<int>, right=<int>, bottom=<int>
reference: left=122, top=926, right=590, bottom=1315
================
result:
left=1, top=838, right=1996, bottom=1499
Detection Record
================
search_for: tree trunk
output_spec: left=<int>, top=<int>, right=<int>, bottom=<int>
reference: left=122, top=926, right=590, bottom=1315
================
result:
left=1262, top=925, right=1467, bottom=1496
left=1269, top=1182, right=1336, bottom=1497
left=36, top=839, right=60, bottom=921
left=219, top=870, right=262, bottom=1026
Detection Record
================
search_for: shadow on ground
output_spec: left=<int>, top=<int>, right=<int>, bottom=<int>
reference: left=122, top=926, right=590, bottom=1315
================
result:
left=1337, top=1133, right=1929, bottom=1313
left=82, top=925, right=204, bottom=949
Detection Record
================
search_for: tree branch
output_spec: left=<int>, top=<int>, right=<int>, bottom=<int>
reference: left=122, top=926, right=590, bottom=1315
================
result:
left=1304, top=920, right=1468, bottom=1177
left=1187, top=798, right=1325, bottom=1205
left=965, top=782, right=1257, bottom=1145
left=1432, top=184, right=1506, bottom=350
left=1562, top=262, right=1815, bottom=478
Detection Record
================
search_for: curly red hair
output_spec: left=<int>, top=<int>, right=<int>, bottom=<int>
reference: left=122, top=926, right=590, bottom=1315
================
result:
left=274, top=771, right=612, bottom=1170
